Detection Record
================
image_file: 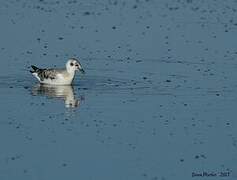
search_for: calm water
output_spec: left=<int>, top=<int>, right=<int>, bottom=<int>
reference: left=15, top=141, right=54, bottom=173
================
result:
left=0, top=0, right=237, bottom=180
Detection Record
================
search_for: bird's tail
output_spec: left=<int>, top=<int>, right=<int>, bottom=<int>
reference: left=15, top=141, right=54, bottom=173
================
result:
left=30, top=65, right=39, bottom=73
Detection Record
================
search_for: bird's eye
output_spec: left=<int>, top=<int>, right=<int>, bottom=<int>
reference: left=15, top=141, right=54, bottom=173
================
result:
left=70, top=62, right=74, bottom=66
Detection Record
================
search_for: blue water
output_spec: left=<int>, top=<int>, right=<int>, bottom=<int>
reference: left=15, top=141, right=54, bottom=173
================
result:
left=0, top=0, right=237, bottom=179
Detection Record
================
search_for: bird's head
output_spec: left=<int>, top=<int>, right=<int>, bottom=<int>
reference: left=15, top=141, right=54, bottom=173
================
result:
left=66, top=58, right=85, bottom=74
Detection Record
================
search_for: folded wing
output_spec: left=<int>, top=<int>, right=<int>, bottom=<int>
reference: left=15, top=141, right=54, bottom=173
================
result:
left=30, top=65, right=57, bottom=81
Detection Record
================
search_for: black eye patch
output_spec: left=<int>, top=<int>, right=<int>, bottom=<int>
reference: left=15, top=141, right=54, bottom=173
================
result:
left=70, top=62, right=74, bottom=66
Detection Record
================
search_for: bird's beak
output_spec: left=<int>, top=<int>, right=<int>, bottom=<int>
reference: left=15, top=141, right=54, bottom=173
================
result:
left=76, top=63, right=85, bottom=74
left=80, top=68, right=85, bottom=74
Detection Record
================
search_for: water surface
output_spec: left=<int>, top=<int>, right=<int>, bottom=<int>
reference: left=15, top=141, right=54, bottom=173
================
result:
left=0, top=0, right=237, bottom=180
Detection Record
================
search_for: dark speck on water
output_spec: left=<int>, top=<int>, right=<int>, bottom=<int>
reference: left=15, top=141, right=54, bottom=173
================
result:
left=62, top=163, right=67, bottom=167
left=83, top=11, right=90, bottom=16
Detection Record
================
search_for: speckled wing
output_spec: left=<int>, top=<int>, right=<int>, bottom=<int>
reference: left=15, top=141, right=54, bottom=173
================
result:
left=30, top=65, right=57, bottom=81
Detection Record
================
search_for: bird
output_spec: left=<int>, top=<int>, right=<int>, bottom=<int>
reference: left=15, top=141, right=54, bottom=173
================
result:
left=30, top=58, right=85, bottom=85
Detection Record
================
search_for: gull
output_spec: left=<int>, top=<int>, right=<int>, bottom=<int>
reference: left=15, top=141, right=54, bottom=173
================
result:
left=30, top=58, right=85, bottom=85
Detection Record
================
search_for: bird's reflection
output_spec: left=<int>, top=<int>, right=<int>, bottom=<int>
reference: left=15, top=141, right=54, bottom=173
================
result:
left=31, top=84, right=83, bottom=108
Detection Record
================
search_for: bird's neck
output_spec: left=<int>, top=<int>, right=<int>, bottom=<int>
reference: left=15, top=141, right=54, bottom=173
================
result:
left=67, top=69, right=76, bottom=75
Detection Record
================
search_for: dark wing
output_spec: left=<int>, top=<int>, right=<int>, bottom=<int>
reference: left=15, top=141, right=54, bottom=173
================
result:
left=30, top=65, right=57, bottom=81
left=30, top=65, right=40, bottom=73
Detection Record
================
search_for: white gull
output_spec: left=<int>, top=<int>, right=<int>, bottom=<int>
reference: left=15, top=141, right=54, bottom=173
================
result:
left=30, top=58, right=85, bottom=85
